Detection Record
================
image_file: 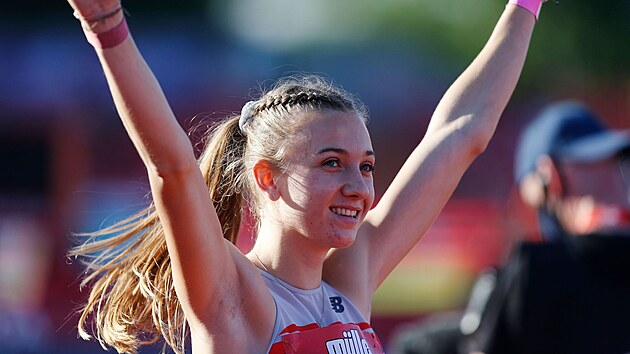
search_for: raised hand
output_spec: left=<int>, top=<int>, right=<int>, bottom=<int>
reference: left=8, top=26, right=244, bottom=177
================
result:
left=67, top=0, right=122, bottom=32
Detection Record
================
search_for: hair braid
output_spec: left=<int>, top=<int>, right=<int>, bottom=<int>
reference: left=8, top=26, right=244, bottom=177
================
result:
left=254, top=90, right=353, bottom=116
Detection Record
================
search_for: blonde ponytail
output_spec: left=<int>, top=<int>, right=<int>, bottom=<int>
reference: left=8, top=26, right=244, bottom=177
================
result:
left=70, top=116, right=248, bottom=354
left=198, top=116, right=247, bottom=244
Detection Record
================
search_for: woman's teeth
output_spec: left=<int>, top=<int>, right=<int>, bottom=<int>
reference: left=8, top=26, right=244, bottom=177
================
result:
left=331, top=208, right=358, bottom=217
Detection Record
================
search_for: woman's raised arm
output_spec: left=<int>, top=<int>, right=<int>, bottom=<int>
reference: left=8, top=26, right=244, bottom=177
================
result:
left=70, top=0, right=194, bottom=172
left=326, top=3, right=543, bottom=307
left=68, top=0, right=270, bottom=346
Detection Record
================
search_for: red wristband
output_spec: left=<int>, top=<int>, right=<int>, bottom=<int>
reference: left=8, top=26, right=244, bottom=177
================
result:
left=508, top=0, right=543, bottom=20
left=83, top=17, right=129, bottom=49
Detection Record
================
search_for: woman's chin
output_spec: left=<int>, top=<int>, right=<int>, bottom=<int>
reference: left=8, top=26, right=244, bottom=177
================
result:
left=327, top=231, right=357, bottom=249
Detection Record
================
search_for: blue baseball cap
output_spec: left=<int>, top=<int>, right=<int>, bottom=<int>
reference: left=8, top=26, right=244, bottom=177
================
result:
left=514, top=101, right=630, bottom=183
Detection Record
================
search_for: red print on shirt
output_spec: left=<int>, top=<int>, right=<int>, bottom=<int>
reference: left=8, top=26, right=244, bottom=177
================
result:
left=269, top=322, right=384, bottom=354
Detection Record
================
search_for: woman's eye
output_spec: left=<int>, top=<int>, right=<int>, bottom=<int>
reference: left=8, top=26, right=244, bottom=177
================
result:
left=323, top=159, right=340, bottom=167
left=361, top=163, right=375, bottom=173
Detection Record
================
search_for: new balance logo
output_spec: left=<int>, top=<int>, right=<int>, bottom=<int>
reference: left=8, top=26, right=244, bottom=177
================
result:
left=329, top=296, right=345, bottom=313
left=325, top=329, right=372, bottom=354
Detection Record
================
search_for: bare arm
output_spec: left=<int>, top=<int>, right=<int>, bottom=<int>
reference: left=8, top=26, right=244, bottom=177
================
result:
left=69, top=1, right=272, bottom=345
left=325, top=5, right=538, bottom=307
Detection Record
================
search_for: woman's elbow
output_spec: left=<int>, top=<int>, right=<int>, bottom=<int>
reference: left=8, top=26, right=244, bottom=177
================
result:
left=466, top=114, right=498, bottom=157
left=470, top=134, right=491, bottom=157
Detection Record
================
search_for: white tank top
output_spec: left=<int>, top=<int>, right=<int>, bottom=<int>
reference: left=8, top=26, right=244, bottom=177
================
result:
left=260, top=270, right=385, bottom=354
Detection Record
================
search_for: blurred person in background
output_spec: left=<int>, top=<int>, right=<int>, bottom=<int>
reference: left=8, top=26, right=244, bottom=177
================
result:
left=66, top=0, right=548, bottom=352
left=391, top=101, right=630, bottom=354
left=460, top=101, right=630, bottom=354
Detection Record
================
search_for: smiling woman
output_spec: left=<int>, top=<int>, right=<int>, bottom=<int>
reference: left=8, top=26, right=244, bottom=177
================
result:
left=66, top=0, right=545, bottom=352
left=267, top=110, right=375, bottom=251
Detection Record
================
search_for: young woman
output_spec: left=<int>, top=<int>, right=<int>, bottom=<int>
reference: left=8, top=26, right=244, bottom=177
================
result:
left=68, top=0, right=546, bottom=353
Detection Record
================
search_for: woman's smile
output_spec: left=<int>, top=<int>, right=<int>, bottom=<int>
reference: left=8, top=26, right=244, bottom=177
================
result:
left=330, top=207, right=359, bottom=218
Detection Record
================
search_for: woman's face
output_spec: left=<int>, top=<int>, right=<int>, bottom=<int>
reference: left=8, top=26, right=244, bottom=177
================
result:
left=274, top=110, right=375, bottom=249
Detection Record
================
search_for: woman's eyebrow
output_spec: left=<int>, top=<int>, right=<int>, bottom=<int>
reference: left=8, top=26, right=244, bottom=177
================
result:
left=317, top=147, right=375, bottom=157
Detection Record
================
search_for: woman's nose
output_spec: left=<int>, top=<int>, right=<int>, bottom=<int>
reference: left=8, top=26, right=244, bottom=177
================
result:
left=342, top=170, right=372, bottom=199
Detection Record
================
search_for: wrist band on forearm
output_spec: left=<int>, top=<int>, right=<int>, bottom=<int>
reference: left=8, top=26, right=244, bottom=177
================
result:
left=83, top=17, right=129, bottom=49
left=508, top=0, right=543, bottom=20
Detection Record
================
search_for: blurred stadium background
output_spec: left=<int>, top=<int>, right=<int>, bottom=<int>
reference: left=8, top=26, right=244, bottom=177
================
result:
left=0, top=0, right=628, bottom=352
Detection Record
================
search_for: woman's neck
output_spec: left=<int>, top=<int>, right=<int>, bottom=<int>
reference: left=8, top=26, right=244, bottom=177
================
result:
left=247, top=221, right=329, bottom=290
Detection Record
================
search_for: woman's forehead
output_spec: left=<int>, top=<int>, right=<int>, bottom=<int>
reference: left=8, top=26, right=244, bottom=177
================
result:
left=293, top=111, right=373, bottom=154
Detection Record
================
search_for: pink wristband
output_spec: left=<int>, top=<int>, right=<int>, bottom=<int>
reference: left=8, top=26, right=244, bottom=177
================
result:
left=83, top=17, right=129, bottom=49
left=508, top=0, right=543, bottom=20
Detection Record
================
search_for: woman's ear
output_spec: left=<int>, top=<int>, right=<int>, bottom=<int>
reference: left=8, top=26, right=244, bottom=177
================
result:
left=253, top=160, right=280, bottom=201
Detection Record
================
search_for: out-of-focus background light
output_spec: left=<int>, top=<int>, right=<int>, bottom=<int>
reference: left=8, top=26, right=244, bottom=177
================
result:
left=0, top=0, right=628, bottom=352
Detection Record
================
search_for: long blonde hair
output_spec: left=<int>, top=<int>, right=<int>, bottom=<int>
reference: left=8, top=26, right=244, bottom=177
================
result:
left=69, top=74, right=367, bottom=353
